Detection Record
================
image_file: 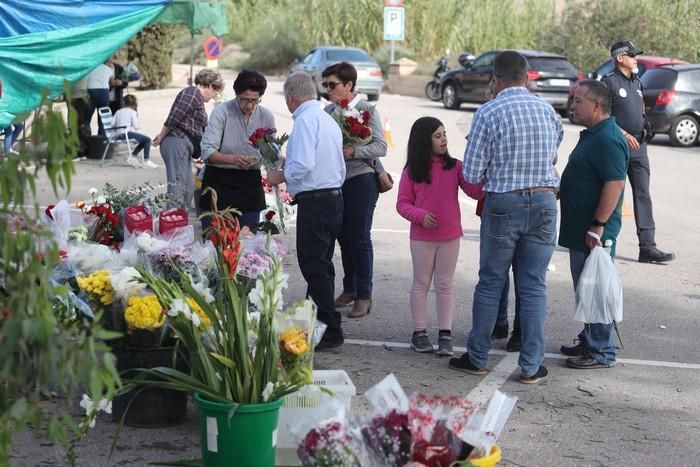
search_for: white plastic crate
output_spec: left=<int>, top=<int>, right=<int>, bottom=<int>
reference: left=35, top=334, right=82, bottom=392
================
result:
left=277, top=370, right=355, bottom=451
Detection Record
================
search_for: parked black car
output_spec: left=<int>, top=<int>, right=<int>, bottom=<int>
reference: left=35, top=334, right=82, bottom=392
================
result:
left=440, top=49, right=580, bottom=115
left=642, top=64, right=700, bottom=147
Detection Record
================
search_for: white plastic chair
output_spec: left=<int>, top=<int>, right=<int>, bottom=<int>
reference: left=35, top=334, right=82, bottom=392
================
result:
left=97, top=107, right=140, bottom=167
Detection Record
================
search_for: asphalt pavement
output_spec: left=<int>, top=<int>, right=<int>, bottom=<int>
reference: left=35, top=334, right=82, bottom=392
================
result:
left=12, top=65, right=700, bottom=466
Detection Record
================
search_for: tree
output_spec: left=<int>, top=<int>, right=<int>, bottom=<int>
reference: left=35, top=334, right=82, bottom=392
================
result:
left=0, top=88, right=120, bottom=466
left=127, top=25, right=180, bottom=90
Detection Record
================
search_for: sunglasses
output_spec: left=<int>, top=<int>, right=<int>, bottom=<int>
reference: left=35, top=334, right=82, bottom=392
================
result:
left=237, top=96, right=261, bottom=105
left=321, top=81, right=343, bottom=90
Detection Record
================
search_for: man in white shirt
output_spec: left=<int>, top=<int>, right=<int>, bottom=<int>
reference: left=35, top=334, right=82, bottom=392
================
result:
left=268, top=72, right=346, bottom=350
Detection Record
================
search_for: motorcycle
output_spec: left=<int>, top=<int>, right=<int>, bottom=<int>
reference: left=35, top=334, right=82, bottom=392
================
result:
left=425, top=57, right=449, bottom=101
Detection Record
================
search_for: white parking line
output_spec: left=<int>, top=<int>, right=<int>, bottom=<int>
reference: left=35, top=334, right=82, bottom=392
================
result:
left=344, top=338, right=700, bottom=370
left=466, top=353, right=520, bottom=407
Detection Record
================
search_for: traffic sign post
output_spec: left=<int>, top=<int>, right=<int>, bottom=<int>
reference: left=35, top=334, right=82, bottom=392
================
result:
left=383, top=7, right=405, bottom=63
left=203, top=37, right=223, bottom=69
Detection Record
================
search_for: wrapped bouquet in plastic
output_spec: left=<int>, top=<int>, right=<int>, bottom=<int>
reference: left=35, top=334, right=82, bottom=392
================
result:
left=292, top=398, right=370, bottom=467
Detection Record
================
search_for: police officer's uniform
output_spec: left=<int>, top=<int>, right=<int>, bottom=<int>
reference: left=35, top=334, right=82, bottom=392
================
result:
left=601, top=68, right=656, bottom=247
left=601, top=40, right=674, bottom=262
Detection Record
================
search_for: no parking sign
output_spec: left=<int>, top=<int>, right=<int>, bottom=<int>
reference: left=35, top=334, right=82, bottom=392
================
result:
left=204, top=37, right=223, bottom=61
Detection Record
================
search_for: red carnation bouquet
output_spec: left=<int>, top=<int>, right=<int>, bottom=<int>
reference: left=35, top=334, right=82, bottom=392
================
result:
left=250, top=128, right=290, bottom=233
left=85, top=203, right=122, bottom=251
left=332, top=98, right=372, bottom=146
left=249, top=127, right=288, bottom=169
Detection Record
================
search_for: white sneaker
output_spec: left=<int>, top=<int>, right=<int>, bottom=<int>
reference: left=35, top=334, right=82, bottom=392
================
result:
left=126, top=155, right=142, bottom=168
left=143, top=160, right=159, bottom=169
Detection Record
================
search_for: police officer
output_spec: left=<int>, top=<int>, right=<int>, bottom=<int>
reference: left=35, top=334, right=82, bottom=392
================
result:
left=602, top=40, right=675, bottom=263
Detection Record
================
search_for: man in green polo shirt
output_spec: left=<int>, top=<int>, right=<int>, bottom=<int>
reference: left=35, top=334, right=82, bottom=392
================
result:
left=558, top=79, right=629, bottom=369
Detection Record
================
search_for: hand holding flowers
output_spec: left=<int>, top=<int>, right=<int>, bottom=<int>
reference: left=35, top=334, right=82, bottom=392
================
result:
left=250, top=128, right=290, bottom=233
left=332, top=99, right=372, bottom=146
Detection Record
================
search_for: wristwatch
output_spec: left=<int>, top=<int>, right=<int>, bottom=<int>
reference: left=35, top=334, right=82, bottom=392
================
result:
left=592, top=219, right=607, bottom=227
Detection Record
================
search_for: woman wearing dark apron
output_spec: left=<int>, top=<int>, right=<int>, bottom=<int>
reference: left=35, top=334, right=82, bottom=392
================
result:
left=199, top=70, right=276, bottom=230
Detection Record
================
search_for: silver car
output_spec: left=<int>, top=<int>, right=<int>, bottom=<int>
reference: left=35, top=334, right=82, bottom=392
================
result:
left=290, top=46, right=384, bottom=101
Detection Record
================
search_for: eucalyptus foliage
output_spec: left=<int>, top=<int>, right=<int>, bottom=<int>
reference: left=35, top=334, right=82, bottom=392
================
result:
left=0, top=88, right=120, bottom=466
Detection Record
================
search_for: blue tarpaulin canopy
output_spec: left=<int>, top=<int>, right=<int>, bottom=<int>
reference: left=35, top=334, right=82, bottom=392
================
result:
left=0, top=0, right=229, bottom=128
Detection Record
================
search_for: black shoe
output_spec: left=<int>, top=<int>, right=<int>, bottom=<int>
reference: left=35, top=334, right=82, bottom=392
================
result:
left=638, top=247, right=675, bottom=264
left=519, top=365, right=548, bottom=384
left=448, top=353, right=488, bottom=375
left=566, top=356, right=614, bottom=369
left=315, top=336, right=344, bottom=351
left=560, top=340, right=586, bottom=357
left=505, top=332, right=521, bottom=352
left=491, top=324, right=509, bottom=340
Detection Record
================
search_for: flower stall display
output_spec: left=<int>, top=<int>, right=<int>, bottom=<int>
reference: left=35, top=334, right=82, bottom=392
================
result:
left=125, top=203, right=316, bottom=466
left=249, top=128, right=290, bottom=232
left=292, top=375, right=515, bottom=467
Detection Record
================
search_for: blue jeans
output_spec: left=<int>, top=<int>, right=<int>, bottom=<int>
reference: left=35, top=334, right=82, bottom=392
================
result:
left=128, top=131, right=151, bottom=160
left=338, top=173, right=378, bottom=299
left=4, top=124, right=23, bottom=154
left=297, top=192, right=344, bottom=341
left=569, top=250, right=616, bottom=364
left=496, top=267, right=521, bottom=332
left=467, top=191, right=557, bottom=376
left=87, top=88, right=110, bottom=135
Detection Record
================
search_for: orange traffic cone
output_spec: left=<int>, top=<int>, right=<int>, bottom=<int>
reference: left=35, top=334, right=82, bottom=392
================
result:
left=384, top=118, right=395, bottom=148
left=622, top=199, right=632, bottom=217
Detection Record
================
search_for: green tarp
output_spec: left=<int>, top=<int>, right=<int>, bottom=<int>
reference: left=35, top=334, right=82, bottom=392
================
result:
left=154, top=0, right=229, bottom=37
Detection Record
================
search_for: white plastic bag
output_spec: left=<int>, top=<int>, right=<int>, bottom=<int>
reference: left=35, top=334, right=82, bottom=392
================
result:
left=574, top=245, right=623, bottom=324
left=45, top=200, right=72, bottom=249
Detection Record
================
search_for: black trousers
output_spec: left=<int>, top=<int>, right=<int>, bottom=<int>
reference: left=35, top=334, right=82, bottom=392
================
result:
left=296, top=191, right=344, bottom=341
left=628, top=143, right=656, bottom=248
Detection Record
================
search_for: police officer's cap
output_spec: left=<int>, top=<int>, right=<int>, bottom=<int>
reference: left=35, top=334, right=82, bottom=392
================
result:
left=610, top=40, right=643, bottom=57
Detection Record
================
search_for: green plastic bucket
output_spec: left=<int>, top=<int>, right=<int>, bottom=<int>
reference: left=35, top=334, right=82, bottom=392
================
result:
left=194, top=393, right=284, bottom=467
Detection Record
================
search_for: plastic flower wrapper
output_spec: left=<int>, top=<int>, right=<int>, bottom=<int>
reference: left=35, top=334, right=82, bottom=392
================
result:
left=451, top=390, right=517, bottom=459
left=361, top=374, right=412, bottom=467
left=67, top=242, right=121, bottom=274
left=408, top=394, right=476, bottom=466
left=292, top=397, right=370, bottom=467
left=275, top=300, right=320, bottom=386
left=110, top=266, right=147, bottom=302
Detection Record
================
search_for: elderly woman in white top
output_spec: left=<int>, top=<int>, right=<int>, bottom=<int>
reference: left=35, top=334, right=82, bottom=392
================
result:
left=200, top=70, right=275, bottom=230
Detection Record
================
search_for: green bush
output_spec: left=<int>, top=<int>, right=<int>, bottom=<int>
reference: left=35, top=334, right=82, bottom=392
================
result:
left=239, top=12, right=306, bottom=72
left=373, top=45, right=415, bottom=77
left=535, top=0, right=700, bottom=73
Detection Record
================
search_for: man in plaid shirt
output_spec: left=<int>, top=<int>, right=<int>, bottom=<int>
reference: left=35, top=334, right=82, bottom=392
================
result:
left=449, top=51, right=563, bottom=385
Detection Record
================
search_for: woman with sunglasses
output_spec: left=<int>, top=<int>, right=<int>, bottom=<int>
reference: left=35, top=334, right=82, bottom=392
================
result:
left=200, top=69, right=276, bottom=230
left=321, top=61, right=388, bottom=319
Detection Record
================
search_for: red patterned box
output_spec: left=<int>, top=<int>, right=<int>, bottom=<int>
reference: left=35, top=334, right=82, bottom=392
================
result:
left=124, top=206, right=153, bottom=234
left=158, top=208, right=188, bottom=234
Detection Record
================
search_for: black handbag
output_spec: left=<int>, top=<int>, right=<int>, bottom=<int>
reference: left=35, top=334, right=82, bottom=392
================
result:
left=189, top=135, right=202, bottom=159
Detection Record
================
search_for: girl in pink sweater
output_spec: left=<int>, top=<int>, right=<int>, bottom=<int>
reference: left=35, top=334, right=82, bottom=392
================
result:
left=396, top=117, right=483, bottom=356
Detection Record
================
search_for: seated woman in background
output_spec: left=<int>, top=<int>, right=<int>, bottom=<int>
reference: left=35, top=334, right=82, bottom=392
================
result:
left=113, top=94, right=158, bottom=169
left=200, top=69, right=275, bottom=230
